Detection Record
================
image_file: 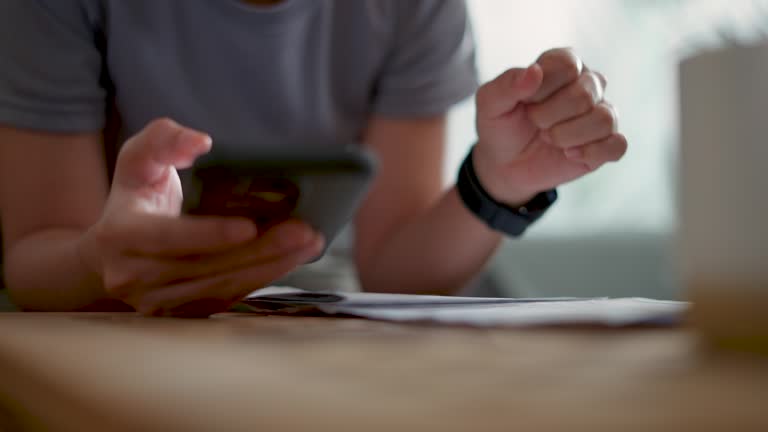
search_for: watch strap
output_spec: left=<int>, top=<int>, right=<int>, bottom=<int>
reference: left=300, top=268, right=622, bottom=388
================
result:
left=457, top=146, right=557, bottom=237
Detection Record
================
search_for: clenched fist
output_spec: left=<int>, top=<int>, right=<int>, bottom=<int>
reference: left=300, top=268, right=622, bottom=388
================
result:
left=473, top=48, right=627, bottom=205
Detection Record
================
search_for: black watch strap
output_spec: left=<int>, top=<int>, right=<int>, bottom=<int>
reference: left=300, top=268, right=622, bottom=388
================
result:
left=457, top=146, right=557, bottom=237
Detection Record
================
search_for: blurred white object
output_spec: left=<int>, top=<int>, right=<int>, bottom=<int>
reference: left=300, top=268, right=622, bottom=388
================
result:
left=678, top=42, right=768, bottom=350
left=245, top=287, right=686, bottom=328
left=678, top=42, right=768, bottom=286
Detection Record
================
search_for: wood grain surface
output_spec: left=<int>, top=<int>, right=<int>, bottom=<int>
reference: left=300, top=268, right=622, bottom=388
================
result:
left=0, top=313, right=766, bottom=431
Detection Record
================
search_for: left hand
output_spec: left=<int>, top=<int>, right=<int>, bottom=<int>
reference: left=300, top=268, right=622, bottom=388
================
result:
left=473, top=48, right=627, bottom=205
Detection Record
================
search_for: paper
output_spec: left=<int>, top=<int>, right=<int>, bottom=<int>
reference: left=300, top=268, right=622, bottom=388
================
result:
left=243, top=287, right=687, bottom=328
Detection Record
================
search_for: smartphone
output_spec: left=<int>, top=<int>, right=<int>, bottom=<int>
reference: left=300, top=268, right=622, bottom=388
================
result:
left=182, top=145, right=377, bottom=257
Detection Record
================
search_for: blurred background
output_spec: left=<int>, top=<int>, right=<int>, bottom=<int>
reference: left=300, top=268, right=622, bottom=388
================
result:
left=450, top=0, right=768, bottom=300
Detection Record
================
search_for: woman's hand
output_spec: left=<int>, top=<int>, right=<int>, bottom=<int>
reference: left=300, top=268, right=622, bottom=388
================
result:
left=78, top=119, right=323, bottom=317
left=473, top=48, right=627, bottom=205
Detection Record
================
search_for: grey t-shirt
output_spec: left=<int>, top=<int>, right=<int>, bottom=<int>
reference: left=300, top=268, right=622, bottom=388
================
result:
left=0, top=0, right=477, bottom=144
left=0, top=0, right=478, bottom=291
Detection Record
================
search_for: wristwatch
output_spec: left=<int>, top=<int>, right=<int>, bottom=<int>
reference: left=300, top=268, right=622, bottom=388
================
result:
left=457, top=146, right=558, bottom=237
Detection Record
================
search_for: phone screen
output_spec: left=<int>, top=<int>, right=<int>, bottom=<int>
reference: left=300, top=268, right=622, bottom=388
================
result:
left=183, top=146, right=377, bottom=252
left=187, top=169, right=301, bottom=231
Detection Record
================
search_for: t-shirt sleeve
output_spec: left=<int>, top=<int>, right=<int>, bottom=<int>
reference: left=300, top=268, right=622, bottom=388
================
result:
left=372, top=0, right=479, bottom=117
left=0, top=0, right=106, bottom=132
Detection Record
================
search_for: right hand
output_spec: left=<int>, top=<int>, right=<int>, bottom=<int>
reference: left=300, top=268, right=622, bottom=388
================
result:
left=77, top=118, right=324, bottom=317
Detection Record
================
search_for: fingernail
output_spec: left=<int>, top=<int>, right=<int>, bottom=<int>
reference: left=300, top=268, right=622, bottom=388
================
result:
left=227, top=219, right=257, bottom=242
left=564, top=147, right=584, bottom=159
left=300, top=250, right=320, bottom=264
left=299, top=235, right=325, bottom=263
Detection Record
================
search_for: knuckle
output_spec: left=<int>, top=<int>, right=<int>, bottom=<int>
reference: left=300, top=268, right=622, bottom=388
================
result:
left=595, top=71, right=608, bottom=88
left=134, top=118, right=179, bottom=148
left=121, top=118, right=177, bottom=156
left=547, top=125, right=566, bottom=147
left=525, top=104, right=545, bottom=127
left=560, top=58, right=582, bottom=83
left=501, top=67, right=524, bottom=87
left=581, top=151, right=601, bottom=171
left=572, top=85, right=596, bottom=113
left=546, top=50, right=582, bottom=82
left=608, top=102, right=620, bottom=122
left=536, top=48, right=582, bottom=90
left=582, top=72, right=603, bottom=95
left=594, top=104, right=617, bottom=129
left=613, top=135, right=629, bottom=159
left=475, top=83, right=494, bottom=109
left=92, top=221, right=120, bottom=246
left=103, top=269, right=139, bottom=298
left=587, top=161, right=603, bottom=172
left=146, top=117, right=177, bottom=133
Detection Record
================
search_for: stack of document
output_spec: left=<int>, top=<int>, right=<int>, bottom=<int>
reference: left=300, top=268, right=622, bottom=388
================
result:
left=243, top=287, right=687, bottom=328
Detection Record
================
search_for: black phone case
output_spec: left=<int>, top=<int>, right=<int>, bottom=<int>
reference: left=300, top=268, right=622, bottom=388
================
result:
left=182, top=145, right=377, bottom=257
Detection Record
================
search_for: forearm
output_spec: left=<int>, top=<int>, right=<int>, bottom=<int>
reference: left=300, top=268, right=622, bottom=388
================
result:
left=4, top=229, right=117, bottom=311
left=357, top=186, right=502, bottom=295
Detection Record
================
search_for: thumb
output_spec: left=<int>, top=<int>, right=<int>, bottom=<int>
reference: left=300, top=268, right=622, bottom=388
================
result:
left=113, top=118, right=212, bottom=189
left=476, top=64, right=543, bottom=119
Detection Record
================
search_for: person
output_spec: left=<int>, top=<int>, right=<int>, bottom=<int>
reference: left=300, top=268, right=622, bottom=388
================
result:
left=0, top=0, right=626, bottom=316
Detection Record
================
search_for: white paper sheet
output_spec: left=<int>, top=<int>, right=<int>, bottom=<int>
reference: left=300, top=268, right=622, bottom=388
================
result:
left=245, top=287, right=687, bottom=327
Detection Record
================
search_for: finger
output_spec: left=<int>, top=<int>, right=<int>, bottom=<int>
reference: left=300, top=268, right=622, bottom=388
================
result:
left=135, top=236, right=325, bottom=316
left=114, top=118, right=212, bottom=189
left=527, top=48, right=583, bottom=103
left=546, top=102, right=618, bottom=149
left=98, top=213, right=258, bottom=257
left=175, top=219, right=321, bottom=261
left=563, top=133, right=628, bottom=170
left=165, top=233, right=321, bottom=286
left=103, top=220, right=320, bottom=299
left=476, top=64, right=544, bottom=118
left=139, top=221, right=322, bottom=290
left=592, top=69, right=608, bottom=90
left=527, top=71, right=605, bottom=129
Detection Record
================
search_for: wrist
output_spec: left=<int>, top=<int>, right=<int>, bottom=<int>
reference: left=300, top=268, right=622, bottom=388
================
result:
left=456, top=145, right=557, bottom=237
left=471, top=144, right=537, bottom=206
left=5, top=229, right=111, bottom=311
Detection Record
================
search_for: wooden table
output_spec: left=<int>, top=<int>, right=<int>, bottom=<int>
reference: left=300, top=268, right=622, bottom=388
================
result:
left=0, top=313, right=766, bottom=431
